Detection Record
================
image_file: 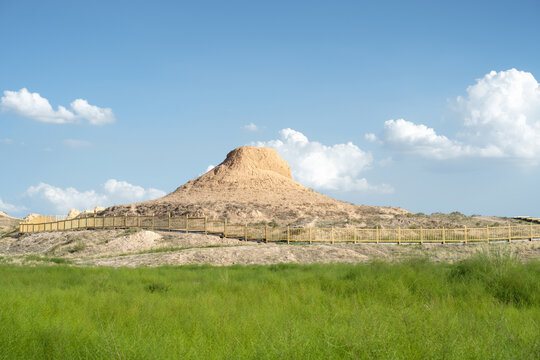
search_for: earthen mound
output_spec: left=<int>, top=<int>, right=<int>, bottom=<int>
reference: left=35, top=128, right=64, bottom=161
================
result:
left=0, top=211, right=19, bottom=220
left=102, top=146, right=408, bottom=225
left=0, top=211, right=20, bottom=231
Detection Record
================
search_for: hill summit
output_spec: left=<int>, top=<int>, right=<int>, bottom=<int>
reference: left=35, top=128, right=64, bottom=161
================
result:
left=103, top=146, right=408, bottom=225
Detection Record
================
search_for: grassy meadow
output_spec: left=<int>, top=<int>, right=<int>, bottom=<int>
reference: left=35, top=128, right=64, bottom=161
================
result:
left=0, top=252, right=539, bottom=359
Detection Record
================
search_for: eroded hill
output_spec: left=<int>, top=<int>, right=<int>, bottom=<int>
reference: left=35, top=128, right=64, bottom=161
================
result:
left=102, top=146, right=408, bottom=225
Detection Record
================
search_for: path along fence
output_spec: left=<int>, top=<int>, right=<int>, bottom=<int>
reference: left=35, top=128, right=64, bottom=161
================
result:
left=19, top=214, right=540, bottom=244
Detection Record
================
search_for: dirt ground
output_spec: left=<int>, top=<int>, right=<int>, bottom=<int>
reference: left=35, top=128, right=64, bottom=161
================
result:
left=1, top=229, right=539, bottom=267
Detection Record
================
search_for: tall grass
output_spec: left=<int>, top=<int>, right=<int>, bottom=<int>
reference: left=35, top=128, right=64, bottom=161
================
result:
left=0, top=253, right=539, bottom=359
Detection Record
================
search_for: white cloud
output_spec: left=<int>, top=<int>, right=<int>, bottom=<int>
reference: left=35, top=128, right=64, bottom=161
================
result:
left=70, top=99, right=115, bottom=125
left=1, top=88, right=115, bottom=126
left=103, top=179, right=166, bottom=203
left=381, top=119, right=471, bottom=159
left=0, top=138, right=13, bottom=144
left=254, top=128, right=393, bottom=193
left=1, top=88, right=74, bottom=124
left=243, top=122, right=258, bottom=131
left=26, top=179, right=166, bottom=214
left=26, top=183, right=108, bottom=214
left=457, top=69, right=540, bottom=159
left=0, top=197, right=26, bottom=214
left=375, top=69, right=540, bottom=161
left=364, top=133, right=377, bottom=142
left=63, top=139, right=91, bottom=148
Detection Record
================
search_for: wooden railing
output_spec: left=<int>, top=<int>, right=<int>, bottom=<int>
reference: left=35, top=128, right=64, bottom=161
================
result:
left=19, top=214, right=540, bottom=244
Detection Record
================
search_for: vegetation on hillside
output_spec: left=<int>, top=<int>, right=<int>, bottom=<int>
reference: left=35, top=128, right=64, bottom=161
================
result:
left=304, top=211, right=522, bottom=229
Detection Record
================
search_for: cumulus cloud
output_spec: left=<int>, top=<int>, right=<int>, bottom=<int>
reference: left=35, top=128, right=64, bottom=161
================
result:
left=457, top=69, right=540, bottom=159
left=381, top=119, right=472, bottom=159
left=1, top=88, right=115, bottom=125
left=63, top=139, right=91, bottom=148
left=0, top=197, right=26, bottom=214
left=26, top=184, right=108, bottom=214
left=243, top=122, right=258, bottom=131
left=26, top=180, right=166, bottom=214
left=70, top=99, right=115, bottom=125
left=375, top=69, right=540, bottom=161
left=364, top=133, right=377, bottom=142
left=254, top=128, right=393, bottom=193
left=103, top=179, right=166, bottom=203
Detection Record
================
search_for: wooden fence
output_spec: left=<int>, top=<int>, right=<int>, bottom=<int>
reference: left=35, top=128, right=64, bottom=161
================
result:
left=19, top=214, right=540, bottom=244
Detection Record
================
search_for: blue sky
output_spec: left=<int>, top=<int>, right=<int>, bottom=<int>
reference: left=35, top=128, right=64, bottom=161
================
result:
left=1, top=0, right=539, bottom=217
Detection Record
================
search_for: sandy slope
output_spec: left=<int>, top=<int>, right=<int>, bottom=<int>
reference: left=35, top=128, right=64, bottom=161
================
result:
left=0, top=211, right=20, bottom=233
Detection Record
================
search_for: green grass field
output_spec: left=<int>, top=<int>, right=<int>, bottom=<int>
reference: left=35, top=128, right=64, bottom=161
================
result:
left=0, top=252, right=539, bottom=359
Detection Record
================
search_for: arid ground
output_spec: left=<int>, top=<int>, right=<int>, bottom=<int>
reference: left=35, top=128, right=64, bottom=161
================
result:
left=2, top=228, right=539, bottom=267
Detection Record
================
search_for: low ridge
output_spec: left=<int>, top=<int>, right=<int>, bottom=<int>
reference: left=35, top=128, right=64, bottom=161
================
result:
left=0, top=211, right=19, bottom=220
left=0, top=211, right=20, bottom=232
left=103, top=146, right=408, bottom=225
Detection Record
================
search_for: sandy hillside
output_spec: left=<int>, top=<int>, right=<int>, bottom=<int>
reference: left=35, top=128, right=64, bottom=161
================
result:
left=102, top=146, right=408, bottom=225
left=0, top=211, right=20, bottom=233
left=1, top=229, right=539, bottom=267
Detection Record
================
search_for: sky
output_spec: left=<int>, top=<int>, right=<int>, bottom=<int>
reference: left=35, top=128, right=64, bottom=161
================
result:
left=1, top=0, right=539, bottom=218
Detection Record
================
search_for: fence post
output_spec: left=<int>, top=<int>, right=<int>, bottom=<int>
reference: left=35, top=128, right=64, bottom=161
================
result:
left=244, top=224, right=247, bottom=241
left=168, top=212, right=171, bottom=232
left=287, top=226, right=290, bottom=244
left=442, top=227, right=446, bottom=244
left=124, top=215, right=127, bottom=229
left=530, top=223, right=534, bottom=241
left=204, top=217, right=208, bottom=235
left=152, top=214, right=155, bottom=231
left=464, top=226, right=468, bottom=244
left=309, top=227, right=312, bottom=244
left=265, top=224, right=268, bottom=243
left=486, top=226, right=490, bottom=243
left=331, top=227, right=334, bottom=244
left=353, top=228, right=357, bottom=244
left=186, top=215, right=189, bottom=233
left=420, top=227, right=424, bottom=245
left=508, top=225, right=511, bottom=243
left=224, top=219, right=227, bottom=238
left=398, top=227, right=401, bottom=245
left=376, top=226, right=380, bottom=244
left=137, top=214, right=140, bottom=228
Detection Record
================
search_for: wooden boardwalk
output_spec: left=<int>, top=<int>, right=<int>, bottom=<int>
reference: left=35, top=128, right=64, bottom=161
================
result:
left=19, top=214, right=540, bottom=244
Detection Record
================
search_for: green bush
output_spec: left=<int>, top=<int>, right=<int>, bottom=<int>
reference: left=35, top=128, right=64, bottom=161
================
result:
left=450, top=249, right=540, bottom=306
